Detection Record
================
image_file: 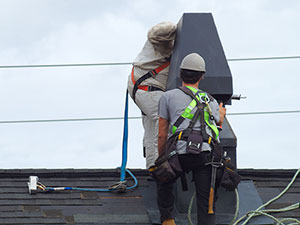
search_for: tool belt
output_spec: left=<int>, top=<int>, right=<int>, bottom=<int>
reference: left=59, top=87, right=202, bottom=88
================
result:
left=150, top=132, right=183, bottom=183
left=151, top=87, right=215, bottom=183
left=151, top=86, right=241, bottom=191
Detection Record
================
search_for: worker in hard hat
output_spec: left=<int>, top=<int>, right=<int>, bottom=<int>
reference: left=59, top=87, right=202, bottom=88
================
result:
left=127, top=22, right=176, bottom=169
left=157, top=53, right=226, bottom=225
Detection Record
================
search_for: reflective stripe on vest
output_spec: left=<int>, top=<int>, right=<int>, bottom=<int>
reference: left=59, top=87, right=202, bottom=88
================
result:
left=171, top=86, right=219, bottom=140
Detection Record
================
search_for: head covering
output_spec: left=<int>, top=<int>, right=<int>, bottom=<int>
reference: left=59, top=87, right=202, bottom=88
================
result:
left=147, top=21, right=176, bottom=45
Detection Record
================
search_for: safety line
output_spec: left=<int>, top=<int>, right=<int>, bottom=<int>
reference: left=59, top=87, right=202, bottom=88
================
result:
left=0, top=110, right=299, bottom=124
left=0, top=56, right=300, bottom=69
left=120, top=90, right=129, bottom=182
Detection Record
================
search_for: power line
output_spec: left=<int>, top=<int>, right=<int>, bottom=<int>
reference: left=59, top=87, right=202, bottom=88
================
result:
left=227, top=55, right=300, bottom=62
left=0, top=116, right=141, bottom=124
left=0, top=55, right=300, bottom=69
left=0, top=62, right=132, bottom=69
left=0, top=110, right=299, bottom=124
left=227, top=110, right=300, bottom=116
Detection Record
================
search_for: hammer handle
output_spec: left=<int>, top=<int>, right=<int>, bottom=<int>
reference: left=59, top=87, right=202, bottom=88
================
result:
left=208, top=187, right=215, bottom=214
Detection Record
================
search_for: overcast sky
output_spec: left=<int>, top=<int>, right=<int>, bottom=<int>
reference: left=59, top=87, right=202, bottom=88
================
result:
left=0, top=0, right=299, bottom=169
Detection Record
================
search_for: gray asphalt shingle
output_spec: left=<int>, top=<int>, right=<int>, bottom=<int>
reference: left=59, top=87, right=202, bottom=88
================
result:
left=0, top=169, right=299, bottom=225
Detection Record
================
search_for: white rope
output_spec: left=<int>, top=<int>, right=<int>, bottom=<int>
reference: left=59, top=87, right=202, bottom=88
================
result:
left=229, top=188, right=240, bottom=225
left=187, top=191, right=196, bottom=225
left=232, top=168, right=300, bottom=225
left=188, top=187, right=240, bottom=225
left=187, top=168, right=300, bottom=225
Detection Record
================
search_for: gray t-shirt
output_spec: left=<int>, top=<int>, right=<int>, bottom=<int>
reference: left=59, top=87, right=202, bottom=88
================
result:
left=158, top=88, right=220, bottom=154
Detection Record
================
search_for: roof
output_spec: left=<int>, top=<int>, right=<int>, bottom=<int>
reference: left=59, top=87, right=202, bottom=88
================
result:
left=0, top=168, right=299, bottom=225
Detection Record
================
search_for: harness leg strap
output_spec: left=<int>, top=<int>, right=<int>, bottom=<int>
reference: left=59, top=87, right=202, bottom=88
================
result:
left=180, top=173, right=188, bottom=191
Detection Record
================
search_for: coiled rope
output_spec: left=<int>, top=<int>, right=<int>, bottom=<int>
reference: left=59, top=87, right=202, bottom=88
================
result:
left=187, top=168, right=300, bottom=225
left=187, top=189, right=239, bottom=225
left=232, top=168, right=300, bottom=225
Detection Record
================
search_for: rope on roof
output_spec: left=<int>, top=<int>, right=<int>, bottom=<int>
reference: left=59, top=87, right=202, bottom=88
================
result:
left=231, top=168, right=300, bottom=225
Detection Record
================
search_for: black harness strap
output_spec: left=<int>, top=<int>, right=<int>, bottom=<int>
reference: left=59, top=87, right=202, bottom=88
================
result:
left=180, top=173, right=188, bottom=192
left=132, top=71, right=152, bottom=102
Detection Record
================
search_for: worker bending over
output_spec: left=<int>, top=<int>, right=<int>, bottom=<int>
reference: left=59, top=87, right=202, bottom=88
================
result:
left=157, top=53, right=226, bottom=225
left=127, top=22, right=176, bottom=169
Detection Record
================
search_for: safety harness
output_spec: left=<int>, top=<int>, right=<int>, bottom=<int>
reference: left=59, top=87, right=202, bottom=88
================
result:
left=177, top=87, right=223, bottom=214
left=152, top=86, right=220, bottom=184
left=131, top=61, right=170, bottom=102
left=174, top=86, right=219, bottom=146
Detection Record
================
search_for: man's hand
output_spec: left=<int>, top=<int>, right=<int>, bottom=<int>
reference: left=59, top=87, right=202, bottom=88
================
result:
left=218, top=102, right=226, bottom=126
left=158, top=117, right=169, bottom=156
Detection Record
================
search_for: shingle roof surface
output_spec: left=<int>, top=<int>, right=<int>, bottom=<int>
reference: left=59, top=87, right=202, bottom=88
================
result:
left=0, top=169, right=299, bottom=225
left=238, top=169, right=300, bottom=222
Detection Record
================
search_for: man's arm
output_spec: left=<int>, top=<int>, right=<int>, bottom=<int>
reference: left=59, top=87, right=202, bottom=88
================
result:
left=217, top=102, right=226, bottom=126
left=158, top=117, right=170, bottom=156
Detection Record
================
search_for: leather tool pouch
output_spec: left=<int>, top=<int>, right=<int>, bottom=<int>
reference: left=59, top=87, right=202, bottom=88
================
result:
left=186, top=130, right=203, bottom=154
left=220, top=161, right=241, bottom=191
left=153, top=151, right=182, bottom=183
left=151, top=134, right=183, bottom=183
left=211, top=141, right=224, bottom=161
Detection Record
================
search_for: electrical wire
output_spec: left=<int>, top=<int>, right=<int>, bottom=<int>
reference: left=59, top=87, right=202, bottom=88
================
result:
left=227, top=55, right=300, bottom=62
left=227, top=110, right=300, bottom=116
left=0, top=56, right=300, bottom=69
left=0, top=62, right=132, bottom=69
left=0, top=110, right=299, bottom=124
left=0, top=116, right=141, bottom=124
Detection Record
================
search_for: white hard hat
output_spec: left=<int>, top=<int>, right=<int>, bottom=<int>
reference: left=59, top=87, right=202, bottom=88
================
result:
left=180, top=53, right=206, bottom=72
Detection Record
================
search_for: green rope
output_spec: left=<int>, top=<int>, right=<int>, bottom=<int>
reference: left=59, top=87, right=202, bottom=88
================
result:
left=187, top=191, right=196, bottom=225
left=232, top=168, right=300, bottom=225
left=188, top=188, right=240, bottom=225
left=229, top=189, right=240, bottom=225
left=187, top=168, right=300, bottom=225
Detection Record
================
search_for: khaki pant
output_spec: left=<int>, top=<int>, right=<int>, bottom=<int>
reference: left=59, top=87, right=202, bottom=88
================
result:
left=128, top=78, right=163, bottom=168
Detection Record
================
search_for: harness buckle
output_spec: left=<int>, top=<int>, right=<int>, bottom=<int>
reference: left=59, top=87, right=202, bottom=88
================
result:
left=188, top=141, right=202, bottom=152
left=205, top=161, right=223, bottom=167
left=150, top=70, right=157, bottom=77
left=199, top=94, right=209, bottom=104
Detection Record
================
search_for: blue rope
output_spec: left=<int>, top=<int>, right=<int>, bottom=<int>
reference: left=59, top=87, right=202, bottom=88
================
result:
left=45, top=90, right=138, bottom=193
left=120, top=90, right=129, bottom=182
left=125, top=169, right=138, bottom=190
left=46, top=169, right=138, bottom=192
